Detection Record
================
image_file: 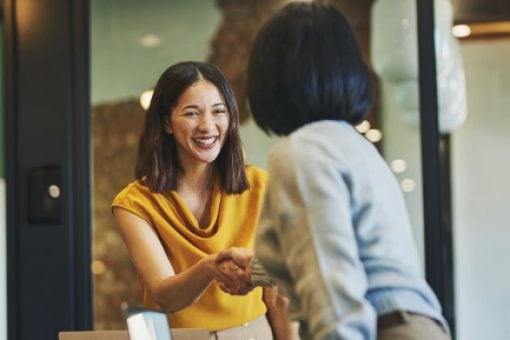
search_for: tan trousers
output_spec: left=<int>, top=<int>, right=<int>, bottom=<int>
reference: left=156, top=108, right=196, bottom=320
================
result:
left=377, top=311, right=451, bottom=340
left=209, top=314, right=273, bottom=340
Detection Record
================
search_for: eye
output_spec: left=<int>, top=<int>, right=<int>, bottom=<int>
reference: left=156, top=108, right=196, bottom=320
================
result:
left=213, top=107, right=227, bottom=115
left=183, top=111, right=199, bottom=117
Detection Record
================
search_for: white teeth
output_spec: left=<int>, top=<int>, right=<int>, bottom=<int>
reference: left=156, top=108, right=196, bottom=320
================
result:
left=194, top=137, right=217, bottom=146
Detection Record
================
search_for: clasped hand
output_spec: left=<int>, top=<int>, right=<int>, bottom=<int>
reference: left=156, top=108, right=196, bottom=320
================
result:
left=214, top=247, right=254, bottom=295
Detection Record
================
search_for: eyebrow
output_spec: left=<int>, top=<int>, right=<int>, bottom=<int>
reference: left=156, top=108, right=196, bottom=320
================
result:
left=181, top=103, right=226, bottom=110
left=181, top=105, right=199, bottom=110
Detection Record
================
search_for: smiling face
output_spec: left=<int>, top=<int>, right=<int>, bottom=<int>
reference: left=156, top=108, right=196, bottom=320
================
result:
left=164, top=79, right=230, bottom=169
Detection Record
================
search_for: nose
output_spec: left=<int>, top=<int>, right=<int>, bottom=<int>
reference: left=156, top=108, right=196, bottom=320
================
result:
left=198, top=113, right=214, bottom=131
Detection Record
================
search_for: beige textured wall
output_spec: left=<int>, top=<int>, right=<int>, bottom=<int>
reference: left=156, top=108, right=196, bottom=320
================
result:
left=92, top=100, right=144, bottom=329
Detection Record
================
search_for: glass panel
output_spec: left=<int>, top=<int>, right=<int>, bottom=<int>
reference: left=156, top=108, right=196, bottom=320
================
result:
left=370, top=0, right=426, bottom=266
left=379, top=89, right=425, bottom=261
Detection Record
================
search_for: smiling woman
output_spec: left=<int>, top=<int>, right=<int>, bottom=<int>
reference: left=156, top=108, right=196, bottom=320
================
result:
left=110, top=61, right=291, bottom=338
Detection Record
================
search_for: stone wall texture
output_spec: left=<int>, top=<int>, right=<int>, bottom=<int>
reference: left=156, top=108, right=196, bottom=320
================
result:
left=92, top=100, right=144, bottom=329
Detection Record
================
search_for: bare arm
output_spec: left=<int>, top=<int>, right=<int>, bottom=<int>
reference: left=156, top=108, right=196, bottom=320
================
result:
left=264, top=287, right=299, bottom=340
left=113, top=207, right=249, bottom=313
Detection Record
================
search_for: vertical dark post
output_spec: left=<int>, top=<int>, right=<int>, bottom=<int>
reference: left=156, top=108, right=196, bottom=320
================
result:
left=416, top=0, right=455, bottom=336
left=71, top=0, right=93, bottom=330
left=4, top=0, right=92, bottom=339
left=439, top=134, right=455, bottom=336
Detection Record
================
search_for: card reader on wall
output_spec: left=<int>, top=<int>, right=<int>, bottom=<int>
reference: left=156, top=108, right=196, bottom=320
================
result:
left=27, top=165, right=62, bottom=223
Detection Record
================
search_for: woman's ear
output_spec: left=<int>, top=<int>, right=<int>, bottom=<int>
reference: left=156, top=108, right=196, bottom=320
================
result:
left=163, top=117, right=173, bottom=134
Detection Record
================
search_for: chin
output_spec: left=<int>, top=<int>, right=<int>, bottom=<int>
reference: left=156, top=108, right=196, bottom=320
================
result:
left=196, top=152, right=221, bottom=164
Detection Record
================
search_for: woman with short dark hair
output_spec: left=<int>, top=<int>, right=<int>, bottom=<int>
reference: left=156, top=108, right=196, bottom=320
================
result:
left=247, top=3, right=451, bottom=340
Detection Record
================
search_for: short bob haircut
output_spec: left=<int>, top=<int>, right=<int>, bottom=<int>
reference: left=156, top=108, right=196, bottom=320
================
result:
left=135, top=61, right=249, bottom=194
left=247, top=2, right=372, bottom=136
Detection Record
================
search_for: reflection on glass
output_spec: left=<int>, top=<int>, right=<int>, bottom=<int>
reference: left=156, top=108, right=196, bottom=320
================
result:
left=123, top=304, right=172, bottom=340
left=365, top=129, right=383, bottom=143
left=370, top=0, right=425, bottom=269
left=452, top=24, right=471, bottom=38
left=400, top=178, right=416, bottom=193
left=355, top=120, right=371, bottom=133
left=140, top=34, right=162, bottom=48
left=390, top=159, right=408, bottom=173
left=140, top=90, right=153, bottom=111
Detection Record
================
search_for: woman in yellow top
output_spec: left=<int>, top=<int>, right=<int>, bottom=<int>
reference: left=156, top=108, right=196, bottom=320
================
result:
left=112, top=61, right=290, bottom=339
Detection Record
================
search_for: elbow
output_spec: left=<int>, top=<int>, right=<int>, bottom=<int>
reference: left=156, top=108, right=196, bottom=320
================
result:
left=272, top=294, right=290, bottom=312
left=264, top=288, right=290, bottom=314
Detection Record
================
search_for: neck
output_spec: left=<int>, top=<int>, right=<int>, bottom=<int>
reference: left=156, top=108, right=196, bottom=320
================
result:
left=178, top=162, right=216, bottom=194
left=176, top=162, right=217, bottom=228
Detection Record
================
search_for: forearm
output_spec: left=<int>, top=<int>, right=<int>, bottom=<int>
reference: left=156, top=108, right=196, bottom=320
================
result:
left=154, top=256, right=216, bottom=313
left=114, top=209, right=246, bottom=313
left=264, top=288, right=295, bottom=340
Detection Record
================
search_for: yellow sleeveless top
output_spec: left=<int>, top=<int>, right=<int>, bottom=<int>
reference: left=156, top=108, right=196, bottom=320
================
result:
left=112, top=165, right=268, bottom=331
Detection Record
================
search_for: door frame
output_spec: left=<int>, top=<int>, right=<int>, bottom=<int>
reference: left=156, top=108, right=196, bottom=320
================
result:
left=4, top=0, right=92, bottom=339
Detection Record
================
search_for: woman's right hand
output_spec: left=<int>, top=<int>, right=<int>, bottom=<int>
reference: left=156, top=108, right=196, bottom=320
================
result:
left=216, top=247, right=254, bottom=269
left=213, top=248, right=255, bottom=295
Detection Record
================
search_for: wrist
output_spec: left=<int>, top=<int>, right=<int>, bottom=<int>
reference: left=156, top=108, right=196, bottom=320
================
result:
left=199, top=254, right=218, bottom=281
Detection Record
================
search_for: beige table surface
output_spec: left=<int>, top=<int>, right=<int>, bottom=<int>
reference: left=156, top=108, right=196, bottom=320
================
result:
left=58, top=329, right=210, bottom=340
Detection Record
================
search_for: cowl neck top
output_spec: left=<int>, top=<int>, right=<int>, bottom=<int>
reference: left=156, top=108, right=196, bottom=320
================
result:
left=112, top=165, right=267, bottom=331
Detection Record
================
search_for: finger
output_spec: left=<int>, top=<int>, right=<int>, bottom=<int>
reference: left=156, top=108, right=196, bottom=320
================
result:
left=217, top=260, right=255, bottom=290
left=217, top=280, right=245, bottom=295
left=233, top=266, right=251, bottom=283
left=219, top=260, right=248, bottom=281
left=216, top=262, right=238, bottom=286
left=217, top=281, right=234, bottom=294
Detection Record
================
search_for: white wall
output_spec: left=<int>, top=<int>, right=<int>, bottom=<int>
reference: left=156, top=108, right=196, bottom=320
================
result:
left=91, top=0, right=221, bottom=104
left=452, top=39, right=510, bottom=340
left=380, top=38, right=510, bottom=340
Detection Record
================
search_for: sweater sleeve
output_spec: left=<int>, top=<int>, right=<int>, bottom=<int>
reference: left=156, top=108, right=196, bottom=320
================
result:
left=256, top=138, right=376, bottom=340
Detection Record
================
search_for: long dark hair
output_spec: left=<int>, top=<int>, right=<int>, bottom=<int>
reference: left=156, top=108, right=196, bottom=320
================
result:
left=135, top=61, right=249, bottom=194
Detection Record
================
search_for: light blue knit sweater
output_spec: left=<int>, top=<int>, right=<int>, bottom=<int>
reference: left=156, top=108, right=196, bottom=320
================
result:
left=256, top=120, right=446, bottom=340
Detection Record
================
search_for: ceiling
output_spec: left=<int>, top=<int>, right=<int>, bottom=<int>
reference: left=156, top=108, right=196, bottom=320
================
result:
left=452, top=0, right=510, bottom=23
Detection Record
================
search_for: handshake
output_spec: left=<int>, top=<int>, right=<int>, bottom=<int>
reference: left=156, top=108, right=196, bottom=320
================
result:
left=214, top=247, right=275, bottom=295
